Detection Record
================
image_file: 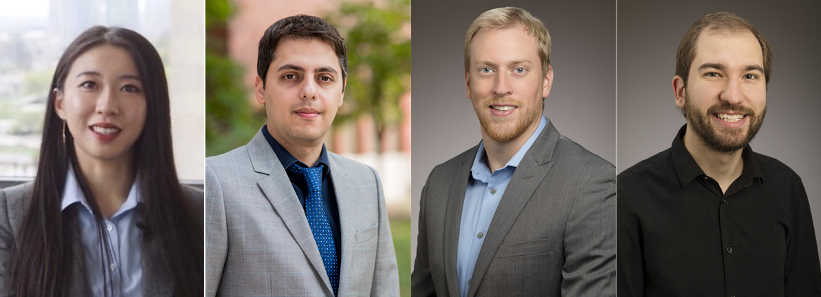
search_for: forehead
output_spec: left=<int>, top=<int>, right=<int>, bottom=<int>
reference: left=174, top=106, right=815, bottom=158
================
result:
left=269, top=38, right=340, bottom=70
left=469, top=24, right=539, bottom=64
left=68, top=45, right=138, bottom=76
left=691, top=29, right=763, bottom=70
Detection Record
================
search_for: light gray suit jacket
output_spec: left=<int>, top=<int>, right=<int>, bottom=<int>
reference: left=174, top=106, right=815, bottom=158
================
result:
left=205, top=130, right=399, bottom=297
left=0, top=182, right=204, bottom=296
left=412, top=118, right=616, bottom=297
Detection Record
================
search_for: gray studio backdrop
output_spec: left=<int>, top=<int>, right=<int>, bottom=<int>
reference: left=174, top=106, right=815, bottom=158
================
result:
left=411, top=0, right=616, bottom=270
left=618, top=1, right=821, bottom=261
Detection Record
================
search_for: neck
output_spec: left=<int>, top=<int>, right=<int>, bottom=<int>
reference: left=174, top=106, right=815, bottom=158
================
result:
left=481, top=118, right=540, bottom=173
left=75, top=151, right=135, bottom=218
left=682, top=124, right=744, bottom=193
left=267, top=126, right=323, bottom=167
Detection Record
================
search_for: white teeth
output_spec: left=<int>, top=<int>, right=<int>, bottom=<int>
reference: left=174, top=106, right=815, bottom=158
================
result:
left=492, top=106, right=515, bottom=111
left=92, top=126, right=120, bottom=135
left=717, top=113, right=745, bottom=122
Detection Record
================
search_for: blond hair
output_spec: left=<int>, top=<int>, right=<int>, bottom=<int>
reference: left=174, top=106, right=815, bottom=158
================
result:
left=464, top=7, right=551, bottom=75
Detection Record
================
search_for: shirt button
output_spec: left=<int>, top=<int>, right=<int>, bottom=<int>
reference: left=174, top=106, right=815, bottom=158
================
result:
left=110, top=263, right=117, bottom=271
left=721, top=199, right=728, bottom=204
left=703, top=176, right=708, bottom=180
left=726, top=247, right=733, bottom=254
left=477, top=232, right=484, bottom=239
left=106, top=223, right=113, bottom=232
left=490, top=188, right=496, bottom=194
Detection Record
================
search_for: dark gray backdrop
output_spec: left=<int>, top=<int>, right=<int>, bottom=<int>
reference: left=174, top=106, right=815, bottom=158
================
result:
left=411, top=0, right=616, bottom=270
left=618, top=0, right=821, bottom=261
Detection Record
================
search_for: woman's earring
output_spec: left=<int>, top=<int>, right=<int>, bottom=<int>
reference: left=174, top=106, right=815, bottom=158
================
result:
left=62, top=120, right=66, bottom=144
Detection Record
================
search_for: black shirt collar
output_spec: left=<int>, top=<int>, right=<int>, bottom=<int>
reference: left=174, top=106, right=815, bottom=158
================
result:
left=261, top=125, right=330, bottom=176
left=671, top=124, right=763, bottom=188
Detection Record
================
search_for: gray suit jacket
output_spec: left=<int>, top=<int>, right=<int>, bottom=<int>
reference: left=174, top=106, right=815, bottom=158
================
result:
left=412, top=118, right=616, bottom=297
left=205, top=130, right=399, bottom=297
left=0, top=182, right=203, bottom=296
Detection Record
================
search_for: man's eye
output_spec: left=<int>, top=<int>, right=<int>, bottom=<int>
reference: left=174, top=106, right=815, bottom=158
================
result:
left=284, top=74, right=297, bottom=80
left=514, top=67, right=526, bottom=73
left=319, top=76, right=333, bottom=82
left=743, top=74, right=758, bottom=79
left=480, top=67, right=493, bottom=73
left=705, top=72, right=720, bottom=77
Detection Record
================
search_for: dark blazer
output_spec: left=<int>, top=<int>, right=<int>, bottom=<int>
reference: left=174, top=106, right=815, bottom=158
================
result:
left=0, top=182, right=203, bottom=296
left=412, top=118, right=616, bottom=297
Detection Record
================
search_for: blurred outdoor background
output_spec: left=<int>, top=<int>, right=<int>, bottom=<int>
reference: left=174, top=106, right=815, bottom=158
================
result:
left=0, top=0, right=205, bottom=185
left=205, top=0, right=411, bottom=295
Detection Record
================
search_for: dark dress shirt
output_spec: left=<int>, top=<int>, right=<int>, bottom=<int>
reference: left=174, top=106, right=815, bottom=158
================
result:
left=262, top=125, right=341, bottom=258
left=618, top=125, right=821, bottom=297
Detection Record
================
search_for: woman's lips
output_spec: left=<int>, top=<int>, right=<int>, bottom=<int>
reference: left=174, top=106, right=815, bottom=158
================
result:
left=88, top=124, right=121, bottom=142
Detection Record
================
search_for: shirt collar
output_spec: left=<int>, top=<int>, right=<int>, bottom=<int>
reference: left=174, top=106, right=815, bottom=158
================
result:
left=471, top=115, right=547, bottom=182
left=671, top=124, right=764, bottom=188
left=262, top=125, right=331, bottom=175
left=61, top=165, right=141, bottom=218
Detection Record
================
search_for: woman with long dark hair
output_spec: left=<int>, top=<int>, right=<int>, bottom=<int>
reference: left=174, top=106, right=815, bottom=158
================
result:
left=0, top=26, right=203, bottom=296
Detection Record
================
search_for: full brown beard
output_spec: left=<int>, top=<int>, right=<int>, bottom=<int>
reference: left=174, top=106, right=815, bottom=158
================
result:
left=683, top=94, right=766, bottom=153
left=475, top=99, right=542, bottom=143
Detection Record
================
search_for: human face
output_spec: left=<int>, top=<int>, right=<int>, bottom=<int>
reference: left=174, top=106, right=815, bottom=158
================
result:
left=674, top=30, right=766, bottom=153
left=466, top=24, right=552, bottom=143
left=55, top=45, right=147, bottom=164
left=255, top=38, right=344, bottom=148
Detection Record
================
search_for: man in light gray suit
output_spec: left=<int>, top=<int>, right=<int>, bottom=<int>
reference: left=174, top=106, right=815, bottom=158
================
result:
left=411, top=7, right=615, bottom=297
left=205, top=15, right=399, bottom=297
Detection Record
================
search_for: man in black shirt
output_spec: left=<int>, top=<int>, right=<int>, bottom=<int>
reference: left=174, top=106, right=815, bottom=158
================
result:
left=618, top=12, right=821, bottom=296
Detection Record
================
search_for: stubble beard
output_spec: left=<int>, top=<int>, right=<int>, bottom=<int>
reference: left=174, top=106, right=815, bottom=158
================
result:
left=683, top=93, right=766, bottom=154
left=477, top=98, right=542, bottom=143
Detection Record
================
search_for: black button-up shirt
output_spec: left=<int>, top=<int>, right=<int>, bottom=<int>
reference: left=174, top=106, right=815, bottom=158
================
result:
left=618, top=125, right=821, bottom=297
left=262, top=125, right=341, bottom=258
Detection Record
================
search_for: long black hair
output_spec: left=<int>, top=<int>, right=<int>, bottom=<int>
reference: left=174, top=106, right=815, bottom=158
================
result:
left=10, top=26, right=202, bottom=296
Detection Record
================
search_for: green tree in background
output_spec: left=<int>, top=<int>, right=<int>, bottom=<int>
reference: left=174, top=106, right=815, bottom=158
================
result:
left=326, top=0, right=412, bottom=152
left=205, top=0, right=264, bottom=156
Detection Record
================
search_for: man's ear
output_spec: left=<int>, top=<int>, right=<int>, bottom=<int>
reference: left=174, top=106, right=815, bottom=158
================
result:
left=465, top=71, right=471, bottom=99
left=254, top=76, right=266, bottom=105
left=339, top=78, right=346, bottom=107
left=542, top=65, right=554, bottom=98
left=673, top=75, right=686, bottom=109
left=54, top=88, right=66, bottom=119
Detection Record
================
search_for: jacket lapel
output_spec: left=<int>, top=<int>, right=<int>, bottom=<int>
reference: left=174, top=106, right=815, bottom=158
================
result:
left=327, top=154, right=352, bottom=295
left=466, top=119, right=561, bottom=297
left=444, top=146, right=478, bottom=297
left=248, top=131, right=334, bottom=295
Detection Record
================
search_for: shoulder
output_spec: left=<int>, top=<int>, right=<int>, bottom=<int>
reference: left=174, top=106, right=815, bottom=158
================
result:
left=431, top=144, right=479, bottom=178
left=180, top=184, right=203, bottom=222
left=0, top=182, right=33, bottom=234
left=328, top=151, right=380, bottom=180
left=2, top=182, right=32, bottom=216
left=205, top=144, right=251, bottom=170
left=552, top=135, right=615, bottom=173
left=617, top=149, right=671, bottom=185
left=751, top=151, right=805, bottom=187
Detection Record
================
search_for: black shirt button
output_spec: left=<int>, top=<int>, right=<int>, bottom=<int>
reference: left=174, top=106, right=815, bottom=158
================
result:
left=726, top=247, right=733, bottom=254
left=722, top=199, right=728, bottom=204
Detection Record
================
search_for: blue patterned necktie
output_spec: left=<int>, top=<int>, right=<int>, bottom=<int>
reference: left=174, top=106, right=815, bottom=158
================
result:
left=287, top=163, right=339, bottom=296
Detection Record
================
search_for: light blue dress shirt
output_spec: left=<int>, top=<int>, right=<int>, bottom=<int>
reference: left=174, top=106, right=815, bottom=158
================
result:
left=61, top=166, right=143, bottom=297
left=456, top=115, right=546, bottom=297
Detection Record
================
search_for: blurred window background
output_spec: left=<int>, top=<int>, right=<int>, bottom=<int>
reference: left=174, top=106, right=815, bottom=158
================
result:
left=206, top=0, right=411, bottom=295
left=0, top=0, right=205, bottom=185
